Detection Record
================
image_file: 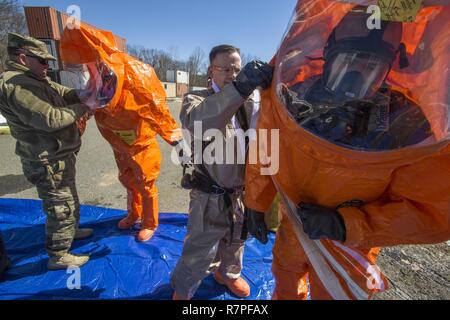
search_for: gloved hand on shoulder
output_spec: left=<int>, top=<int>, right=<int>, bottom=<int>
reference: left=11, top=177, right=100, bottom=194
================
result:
left=77, top=88, right=103, bottom=111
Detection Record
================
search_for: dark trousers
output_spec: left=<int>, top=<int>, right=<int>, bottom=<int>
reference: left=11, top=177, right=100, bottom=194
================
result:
left=0, top=232, right=9, bottom=279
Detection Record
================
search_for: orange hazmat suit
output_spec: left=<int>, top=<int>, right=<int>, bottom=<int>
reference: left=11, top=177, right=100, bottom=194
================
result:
left=245, top=0, right=450, bottom=300
left=60, top=25, right=182, bottom=235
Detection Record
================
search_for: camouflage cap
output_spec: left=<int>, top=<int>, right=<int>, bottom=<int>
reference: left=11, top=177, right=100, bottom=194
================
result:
left=7, top=33, right=57, bottom=61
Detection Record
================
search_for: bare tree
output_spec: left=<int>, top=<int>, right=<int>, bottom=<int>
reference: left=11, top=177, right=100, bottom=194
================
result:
left=127, top=45, right=188, bottom=81
left=127, top=45, right=209, bottom=85
left=126, top=44, right=259, bottom=88
left=127, top=45, right=144, bottom=60
left=0, top=0, right=28, bottom=71
left=240, top=53, right=260, bottom=67
left=157, top=51, right=174, bottom=81
left=186, top=47, right=206, bottom=87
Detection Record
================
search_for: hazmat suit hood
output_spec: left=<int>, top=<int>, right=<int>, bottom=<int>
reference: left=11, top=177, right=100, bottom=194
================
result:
left=60, top=24, right=183, bottom=234
left=272, top=0, right=450, bottom=160
left=60, top=24, right=182, bottom=153
left=60, top=27, right=123, bottom=110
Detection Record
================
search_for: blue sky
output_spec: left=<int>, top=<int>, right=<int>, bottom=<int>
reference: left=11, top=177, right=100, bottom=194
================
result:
left=21, top=0, right=297, bottom=62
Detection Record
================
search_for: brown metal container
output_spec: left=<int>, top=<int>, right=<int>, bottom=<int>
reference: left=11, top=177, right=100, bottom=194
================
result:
left=24, top=6, right=127, bottom=52
left=24, top=7, right=60, bottom=39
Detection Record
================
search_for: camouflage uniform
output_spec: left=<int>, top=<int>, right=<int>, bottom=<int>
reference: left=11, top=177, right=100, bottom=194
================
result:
left=20, top=155, right=80, bottom=256
left=0, top=34, right=89, bottom=257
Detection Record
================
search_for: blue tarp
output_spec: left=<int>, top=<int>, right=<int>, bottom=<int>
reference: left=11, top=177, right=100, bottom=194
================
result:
left=0, top=199, right=275, bottom=300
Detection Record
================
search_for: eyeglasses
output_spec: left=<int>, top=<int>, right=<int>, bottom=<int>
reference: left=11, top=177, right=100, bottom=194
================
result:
left=212, top=65, right=241, bottom=75
left=26, top=55, right=49, bottom=66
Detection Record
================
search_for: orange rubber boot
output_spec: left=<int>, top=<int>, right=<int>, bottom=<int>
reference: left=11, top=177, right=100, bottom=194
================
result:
left=118, top=217, right=141, bottom=230
left=137, top=192, right=158, bottom=242
left=137, top=228, right=156, bottom=242
left=118, top=189, right=142, bottom=230
left=172, top=292, right=190, bottom=301
left=214, top=271, right=250, bottom=298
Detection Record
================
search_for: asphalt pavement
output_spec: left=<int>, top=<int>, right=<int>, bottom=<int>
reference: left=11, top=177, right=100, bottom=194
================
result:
left=0, top=100, right=190, bottom=214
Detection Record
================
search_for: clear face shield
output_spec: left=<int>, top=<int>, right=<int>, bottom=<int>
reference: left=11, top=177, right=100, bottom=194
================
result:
left=324, top=52, right=391, bottom=101
left=275, top=5, right=450, bottom=152
left=64, top=61, right=118, bottom=109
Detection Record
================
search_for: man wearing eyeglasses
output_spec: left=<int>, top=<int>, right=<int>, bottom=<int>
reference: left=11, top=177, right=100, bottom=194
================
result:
left=171, top=45, right=273, bottom=300
left=0, top=33, right=100, bottom=270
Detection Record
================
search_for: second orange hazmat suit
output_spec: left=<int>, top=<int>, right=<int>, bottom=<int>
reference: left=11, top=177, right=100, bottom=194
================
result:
left=245, top=0, right=450, bottom=299
left=60, top=25, right=182, bottom=241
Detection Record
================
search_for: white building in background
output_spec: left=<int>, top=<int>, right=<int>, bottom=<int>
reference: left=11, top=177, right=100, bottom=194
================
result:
left=0, top=115, right=6, bottom=125
left=166, top=70, right=189, bottom=85
left=166, top=70, right=190, bottom=98
left=162, top=82, right=176, bottom=99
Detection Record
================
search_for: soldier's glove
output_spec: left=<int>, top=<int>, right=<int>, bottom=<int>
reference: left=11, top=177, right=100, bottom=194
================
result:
left=172, top=139, right=192, bottom=167
left=77, top=89, right=102, bottom=111
left=233, top=60, right=274, bottom=99
left=84, top=95, right=102, bottom=111
left=297, top=203, right=346, bottom=242
left=245, top=208, right=269, bottom=245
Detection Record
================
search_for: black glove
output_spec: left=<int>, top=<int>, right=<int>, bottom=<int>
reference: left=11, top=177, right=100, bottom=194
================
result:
left=233, top=60, right=274, bottom=99
left=245, top=208, right=269, bottom=245
left=296, top=203, right=346, bottom=242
